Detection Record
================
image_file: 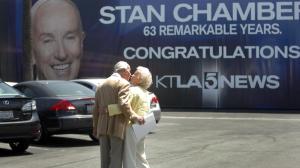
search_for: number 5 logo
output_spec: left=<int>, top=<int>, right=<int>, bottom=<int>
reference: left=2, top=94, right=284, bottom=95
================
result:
left=204, top=72, right=218, bottom=89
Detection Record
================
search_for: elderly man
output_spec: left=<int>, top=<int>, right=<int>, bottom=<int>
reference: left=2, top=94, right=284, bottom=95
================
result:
left=93, top=61, right=144, bottom=168
left=31, top=0, right=85, bottom=80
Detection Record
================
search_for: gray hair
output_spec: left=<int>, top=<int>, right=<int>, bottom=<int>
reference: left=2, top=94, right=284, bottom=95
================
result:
left=136, top=66, right=152, bottom=89
left=114, top=61, right=130, bottom=72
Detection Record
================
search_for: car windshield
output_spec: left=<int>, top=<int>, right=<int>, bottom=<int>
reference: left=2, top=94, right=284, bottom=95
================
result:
left=0, top=82, right=21, bottom=97
left=45, top=82, right=94, bottom=97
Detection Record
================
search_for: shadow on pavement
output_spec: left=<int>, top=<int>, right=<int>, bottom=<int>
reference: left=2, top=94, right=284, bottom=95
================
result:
left=31, top=135, right=99, bottom=148
left=0, top=147, right=32, bottom=157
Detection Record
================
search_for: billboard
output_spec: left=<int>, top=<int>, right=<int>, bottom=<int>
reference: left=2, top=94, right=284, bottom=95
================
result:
left=0, top=0, right=24, bottom=82
left=31, top=0, right=300, bottom=109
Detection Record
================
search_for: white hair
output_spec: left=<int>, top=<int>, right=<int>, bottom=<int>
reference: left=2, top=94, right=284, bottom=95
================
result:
left=114, top=61, right=130, bottom=72
left=136, top=66, right=152, bottom=89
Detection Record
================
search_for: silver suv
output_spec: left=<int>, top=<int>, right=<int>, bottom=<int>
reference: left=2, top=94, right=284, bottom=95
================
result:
left=0, top=81, right=40, bottom=153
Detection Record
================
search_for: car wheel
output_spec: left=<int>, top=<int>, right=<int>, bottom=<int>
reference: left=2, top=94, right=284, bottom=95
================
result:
left=34, top=124, right=49, bottom=143
left=89, top=133, right=99, bottom=142
left=9, top=140, right=30, bottom=153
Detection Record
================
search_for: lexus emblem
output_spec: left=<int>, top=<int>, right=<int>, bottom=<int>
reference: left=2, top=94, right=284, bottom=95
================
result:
left=3, top=100, right=9, bottom=105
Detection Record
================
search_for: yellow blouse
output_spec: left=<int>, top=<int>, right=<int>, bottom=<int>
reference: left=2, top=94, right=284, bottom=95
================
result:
left=129, top=86, right=149, bottom=117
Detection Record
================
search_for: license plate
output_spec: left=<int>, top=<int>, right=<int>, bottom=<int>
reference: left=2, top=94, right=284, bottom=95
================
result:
left=86, top=105, right=94, bottom=114
left=0, top=111, right=14, bottom=119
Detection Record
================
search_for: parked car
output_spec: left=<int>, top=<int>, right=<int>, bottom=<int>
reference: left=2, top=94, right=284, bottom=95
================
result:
left=14, top=80, right=96, bottom=142
left=71, top=78, right=106, bottom=91
left=0, top=80, right=40, bottom=153
left=5, top=81, right=18, bottom=87
left=71, top=78, right=161, bottom=123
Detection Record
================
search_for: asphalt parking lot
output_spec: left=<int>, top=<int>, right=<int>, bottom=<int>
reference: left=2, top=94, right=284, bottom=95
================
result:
left=1, top=111, right=300, bottom=168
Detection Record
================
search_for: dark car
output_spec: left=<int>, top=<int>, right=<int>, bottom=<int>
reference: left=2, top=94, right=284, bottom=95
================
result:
left=0, top=81, right=40, bottom=153
left=14, top=80, right=95, bottom=142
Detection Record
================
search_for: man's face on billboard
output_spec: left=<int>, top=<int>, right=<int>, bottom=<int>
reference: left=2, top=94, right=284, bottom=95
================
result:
left=32, top=1, right=85, bottom=80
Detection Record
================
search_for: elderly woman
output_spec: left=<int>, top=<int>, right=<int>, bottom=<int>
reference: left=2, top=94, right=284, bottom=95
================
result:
left=123, top=66, right=152, bottom=168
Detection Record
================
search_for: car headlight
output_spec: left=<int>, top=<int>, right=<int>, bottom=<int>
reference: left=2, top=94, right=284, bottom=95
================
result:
left=22, top=100, right=37, bottom=111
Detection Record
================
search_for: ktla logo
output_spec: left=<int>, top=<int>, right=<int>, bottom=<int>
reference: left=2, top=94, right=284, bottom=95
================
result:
left=155, top=72, right=280, bottom=89
left=204, top=72, right=218, bottom=89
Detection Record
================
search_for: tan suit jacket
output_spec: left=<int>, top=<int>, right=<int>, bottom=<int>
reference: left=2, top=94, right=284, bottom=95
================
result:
left=93, top=73, right=134, bottom=140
